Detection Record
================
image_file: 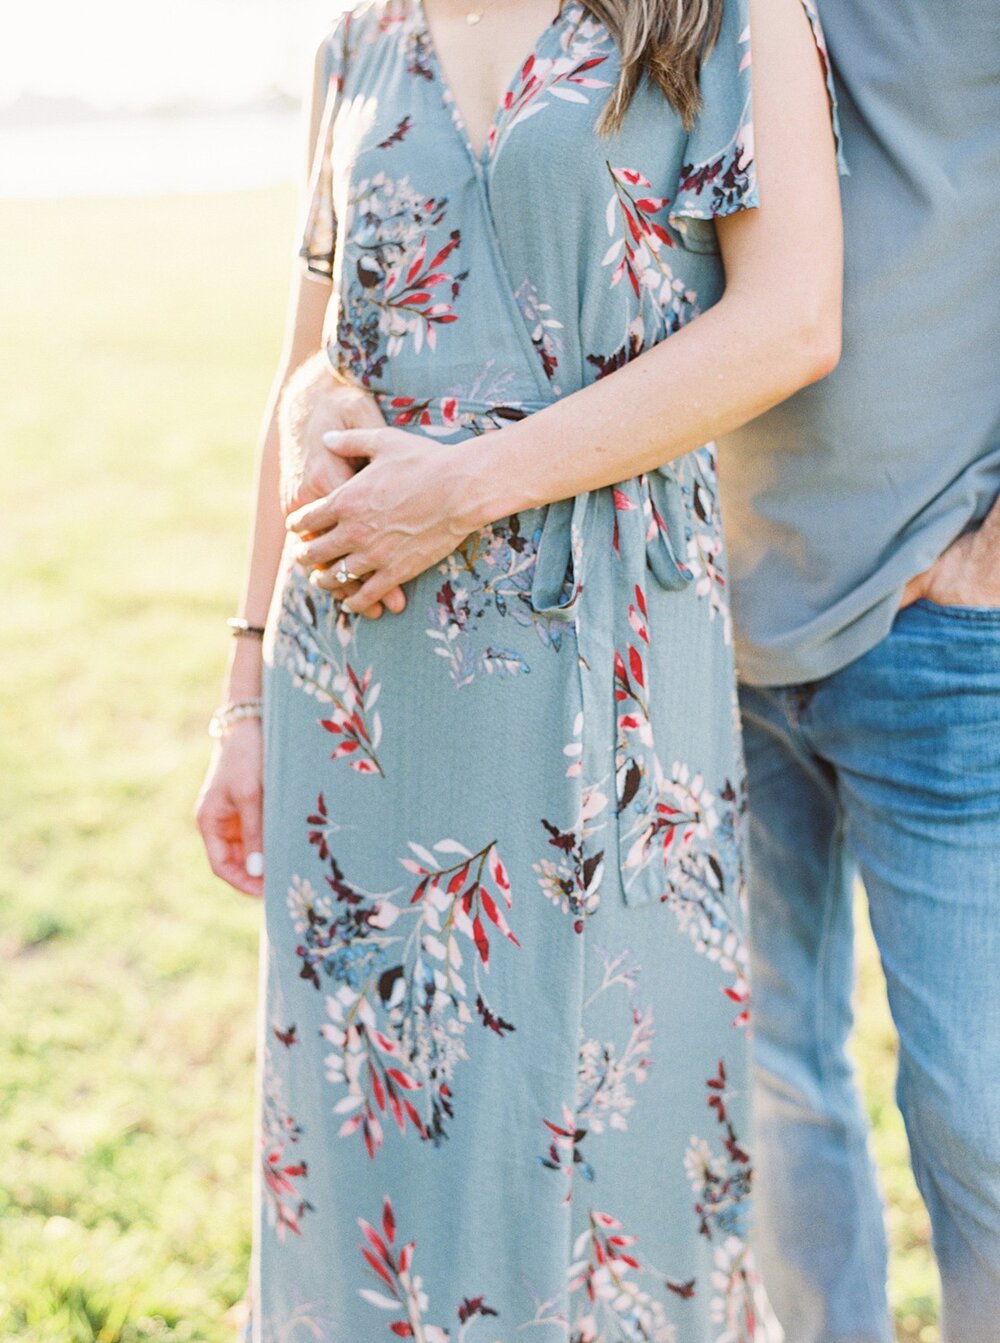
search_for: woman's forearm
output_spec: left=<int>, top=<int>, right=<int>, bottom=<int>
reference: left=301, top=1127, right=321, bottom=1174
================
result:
left=456, top=289, right=838, bottom=531
left=222, top=372, right=298, bottom=702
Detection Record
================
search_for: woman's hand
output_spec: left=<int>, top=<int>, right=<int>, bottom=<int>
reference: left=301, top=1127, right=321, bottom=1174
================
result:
left=278, top=356, right=407, bottom=616
left=286, top=427, right=478, bottom=616
left=194, top=721, right=265, bottom=899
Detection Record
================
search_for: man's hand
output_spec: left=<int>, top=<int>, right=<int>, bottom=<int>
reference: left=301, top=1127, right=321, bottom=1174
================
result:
left=900, top=521, right=1000, bottom=610
left=277, top=355, right=407, bottom=616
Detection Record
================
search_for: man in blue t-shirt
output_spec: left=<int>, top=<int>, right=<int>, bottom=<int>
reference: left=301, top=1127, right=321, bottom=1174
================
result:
left=718, top=1, right=1000, bottom=1338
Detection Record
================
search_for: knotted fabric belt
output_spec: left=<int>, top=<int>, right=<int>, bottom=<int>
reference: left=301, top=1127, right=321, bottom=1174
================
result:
left=529, top=468, right=695, bottom=909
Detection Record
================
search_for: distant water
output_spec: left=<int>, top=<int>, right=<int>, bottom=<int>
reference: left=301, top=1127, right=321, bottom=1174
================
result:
left=0, top=108, right=304, bottom=199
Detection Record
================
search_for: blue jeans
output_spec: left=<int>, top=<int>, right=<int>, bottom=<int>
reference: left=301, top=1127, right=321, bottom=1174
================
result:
left=740, top=599, right=1000, bottom=1343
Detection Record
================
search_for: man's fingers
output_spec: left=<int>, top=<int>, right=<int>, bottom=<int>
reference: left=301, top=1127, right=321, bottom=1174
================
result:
left=293, top=523, right=355, bottom=569
left=322, top=428, right=381, bottom=461
left=286, top=488, right=344, bottom=537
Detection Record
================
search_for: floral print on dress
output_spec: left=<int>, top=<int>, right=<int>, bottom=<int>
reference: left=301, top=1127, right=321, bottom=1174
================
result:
left=426, top=512, right=570, bottom=686
left=276, top=571, right=385, bottom=776
left=338, top=174, right=466, bottom=383
left=259, top=1045, right=314, bottom=1239
left=251, top=0, right=842, bottom=1334
left=539, top=947, right=653, bottom=1197
left=358, top=1195, right=498, bottom=1340
left=287, top=802, right=519, bottom=1156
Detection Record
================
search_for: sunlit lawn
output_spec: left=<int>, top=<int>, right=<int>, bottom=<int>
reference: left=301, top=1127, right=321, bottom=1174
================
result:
left=0, top=189, right=938, bottom=1341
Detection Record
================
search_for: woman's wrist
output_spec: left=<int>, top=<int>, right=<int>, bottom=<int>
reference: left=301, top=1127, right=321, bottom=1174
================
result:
left=450, top=420, right=542, bottom=533
left=224, top=633, right=264, bottom=701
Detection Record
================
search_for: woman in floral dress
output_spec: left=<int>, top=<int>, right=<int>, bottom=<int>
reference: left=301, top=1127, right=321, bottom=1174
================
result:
left=196, top=0, right=844, bottom=1338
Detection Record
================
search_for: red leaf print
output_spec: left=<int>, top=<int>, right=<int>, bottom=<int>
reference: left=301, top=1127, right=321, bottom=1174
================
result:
left=403, top=1099, right=427, bottom=1136
left=628, top=644, right=645, bottom=689
left=383, top=1195, right=396, bottom=1244
left=480, top=889, right=521, bottom=947
left=361, top=1219, right=391, bottom=1261
left=371, top=1065, right=386, bottom=1112
left=390, top=1325, right=414, bottom=1338
left=447, top=863, right=471, bottom=896
left=404, top=237, right=427, bottom=286
left=488, top=845, right=511, bottom=903
left=387, top=1086, right=404, bottom=1132
left=472, top=914, right=490, bottom=964
left=427, top=235, right=459, bottom=270
left=386, top=1067, right=420, bottom=1090
left=613, top=487, right=636, bottom=511
left=361, top=1246, right=394, bottom=1288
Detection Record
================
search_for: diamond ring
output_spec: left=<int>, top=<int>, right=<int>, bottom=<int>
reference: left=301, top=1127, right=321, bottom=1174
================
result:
left=334, top=563, right=360, bottom=584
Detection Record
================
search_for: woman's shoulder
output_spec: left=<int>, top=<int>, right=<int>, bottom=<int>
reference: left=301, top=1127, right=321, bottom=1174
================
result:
left=316, top=0, right=413, bottom=54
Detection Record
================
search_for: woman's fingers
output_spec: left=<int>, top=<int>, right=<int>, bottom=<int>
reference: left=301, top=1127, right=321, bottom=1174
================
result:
left=194, top=732, right=265, bottom=899
left=342, top=568, right=400, bottom=616
left=234, top=783, right=265, bottom=898
left=197, top=798, right=261, bottom=897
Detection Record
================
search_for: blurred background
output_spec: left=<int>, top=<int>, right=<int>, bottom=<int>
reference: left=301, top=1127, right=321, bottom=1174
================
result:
left=0, top=3, right=939, bottom=1339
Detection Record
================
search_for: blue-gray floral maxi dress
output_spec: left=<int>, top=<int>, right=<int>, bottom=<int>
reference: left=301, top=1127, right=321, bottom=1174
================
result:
left=251, top=2, right=843, bottom=1339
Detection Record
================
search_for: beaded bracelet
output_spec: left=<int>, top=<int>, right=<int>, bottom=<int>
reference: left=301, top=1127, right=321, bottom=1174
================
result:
left=227, top=616, right=266, bottom=640
left=208, top=698, right=264, bottom=738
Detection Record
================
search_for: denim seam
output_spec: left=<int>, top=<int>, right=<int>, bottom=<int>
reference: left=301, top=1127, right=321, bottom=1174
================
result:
left=806, top=730, right=892, bottom=1342
left=914, top=599, right=1000, bottom=622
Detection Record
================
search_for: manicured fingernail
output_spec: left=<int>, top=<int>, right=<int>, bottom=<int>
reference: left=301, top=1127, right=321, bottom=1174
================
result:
left=245, top=851, right=264, bottom=878
left=322, top=431, right=339, bottom=445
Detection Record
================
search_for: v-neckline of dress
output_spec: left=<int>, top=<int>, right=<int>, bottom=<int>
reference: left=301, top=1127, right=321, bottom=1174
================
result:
left=413, top=0, right=568, bottom=172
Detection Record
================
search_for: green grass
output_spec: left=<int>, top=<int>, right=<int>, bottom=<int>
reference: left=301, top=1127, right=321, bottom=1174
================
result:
left=0, top=189, right=938, bottom=1341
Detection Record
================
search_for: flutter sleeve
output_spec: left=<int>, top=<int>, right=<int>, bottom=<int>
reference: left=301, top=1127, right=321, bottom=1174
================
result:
left=668, top=0, right=847, bottom=253
left=297, top=13, right=353, bottom=280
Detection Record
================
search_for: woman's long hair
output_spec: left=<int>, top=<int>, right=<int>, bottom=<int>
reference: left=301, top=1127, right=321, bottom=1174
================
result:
left=575, top=0, right=725, bottom=132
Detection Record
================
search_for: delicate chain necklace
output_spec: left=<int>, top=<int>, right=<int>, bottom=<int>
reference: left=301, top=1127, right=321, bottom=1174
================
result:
left=465, top=1, right=562, bottom=24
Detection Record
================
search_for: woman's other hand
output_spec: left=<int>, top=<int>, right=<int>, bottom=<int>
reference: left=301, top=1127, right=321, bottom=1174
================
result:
left=277, top=353, right=385, bottom=514
left=278, top=356, right=407, bottom=616
left=194, top=721, right=265, bottom=899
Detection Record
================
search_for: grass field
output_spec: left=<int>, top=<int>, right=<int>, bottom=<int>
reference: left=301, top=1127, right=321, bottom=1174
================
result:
left=0, top=189, right=938, bottom=1341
